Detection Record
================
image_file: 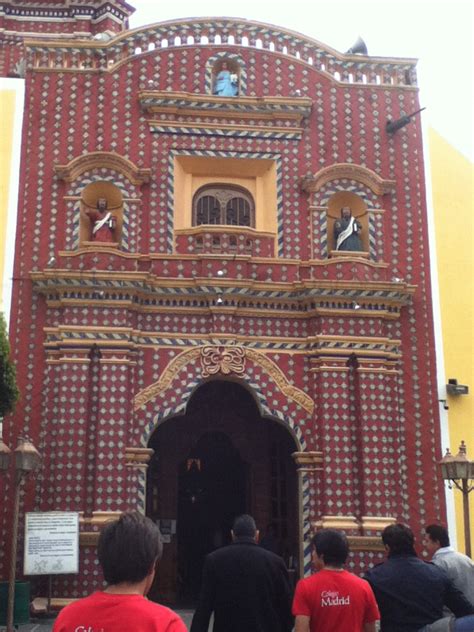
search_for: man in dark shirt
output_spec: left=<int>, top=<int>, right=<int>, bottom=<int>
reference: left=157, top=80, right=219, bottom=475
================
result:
left=365, top=523, right=474, bottom=632
left=190, top=514, right=293, bottom=632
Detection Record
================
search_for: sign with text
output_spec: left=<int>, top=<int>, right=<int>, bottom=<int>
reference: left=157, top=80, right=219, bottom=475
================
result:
left=24, top=512, right=79, bottom=575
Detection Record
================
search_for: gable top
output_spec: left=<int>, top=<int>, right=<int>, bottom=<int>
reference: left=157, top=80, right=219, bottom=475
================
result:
left=24, top=16, right=418, bottom=87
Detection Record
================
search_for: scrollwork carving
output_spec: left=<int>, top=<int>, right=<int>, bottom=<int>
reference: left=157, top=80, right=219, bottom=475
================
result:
left=201, top=345, right=246, bottom=377
left=133, top=345, right=314, bottom=415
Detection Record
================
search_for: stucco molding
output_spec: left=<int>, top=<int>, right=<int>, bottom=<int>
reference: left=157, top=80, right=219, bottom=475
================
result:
left=55, top=151, right=151, bottom=185
left=301, top=163, right=396, bottom=195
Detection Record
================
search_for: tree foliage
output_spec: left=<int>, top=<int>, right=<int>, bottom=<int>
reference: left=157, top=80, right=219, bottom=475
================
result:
left=0, top=312, right=19, bottom=417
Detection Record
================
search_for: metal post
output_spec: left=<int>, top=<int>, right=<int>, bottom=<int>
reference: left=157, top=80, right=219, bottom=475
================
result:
left=7, top=471, right=24, bottom=632
left=47, top=575, right=52, bottom=613
left=462, top=478, right=472, bottom=558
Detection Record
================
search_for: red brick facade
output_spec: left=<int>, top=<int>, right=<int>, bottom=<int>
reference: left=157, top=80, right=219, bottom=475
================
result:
left=1, top=12, right=445, bottom=603
left=0, top=0, right=133, bottom=76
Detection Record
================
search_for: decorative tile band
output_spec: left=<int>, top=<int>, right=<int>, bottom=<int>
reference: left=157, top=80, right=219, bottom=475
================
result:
left=301, top=471, right=312, bottom=576
left=149, top=123, right=302, bottom=140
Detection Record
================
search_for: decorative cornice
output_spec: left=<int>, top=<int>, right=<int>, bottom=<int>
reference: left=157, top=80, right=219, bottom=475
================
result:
left=24, top=18, right=417, bottom=89
left=31, top=271, right=415, bottom=311
left=314, top=515, right=360, bottom=530
left=139, top=91, right=312, bottom=119
left=54, top=151, right=151, bottom=185
left=32, top=269, right=414, bottom=326
left=361, top=516, right=397, bottom=531
left=1, top=1, right=134, bottom=18
left=346, top=536, right=385, bottom=552
left=80, top=511, right=121, bottom=526
left=313, top=516, right=396, bottom=542
left=124, top=447, right=154, bottom=466
left=308, top=335, right=401, bottom=360
left=139, top=91, right=312, bottom=139
left=301, top=163, right=396, bottom=195
left=174, top=226, right=276, bottom=239
left=292, top=451, right=323, bottom=468
left=147, top=120, right=303, bottom=140
left=79, top=532, right=100, bottom=546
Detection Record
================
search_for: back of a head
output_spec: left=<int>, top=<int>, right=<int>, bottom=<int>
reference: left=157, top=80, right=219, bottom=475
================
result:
left=98, top=512, right=162, bottom=585
left=312, top=529, right=349, bottom=567
left=233, top=514, right=257, bottom=538
left=425, top=524, right=450, bottom=548
left=382, top=523, right=416, bottom=555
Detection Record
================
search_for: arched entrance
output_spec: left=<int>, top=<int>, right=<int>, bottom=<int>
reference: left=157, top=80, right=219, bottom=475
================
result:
left=146, top=380, right=299, bottom=606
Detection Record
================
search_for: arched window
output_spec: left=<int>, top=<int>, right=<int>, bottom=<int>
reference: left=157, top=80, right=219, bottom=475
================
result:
left=193, top=185, right=255, bottom=227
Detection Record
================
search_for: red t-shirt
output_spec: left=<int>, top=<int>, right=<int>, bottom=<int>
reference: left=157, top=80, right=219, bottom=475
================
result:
left=292, top=569, right=380, bottom=632
left=53, top=591, right=187, bottom=632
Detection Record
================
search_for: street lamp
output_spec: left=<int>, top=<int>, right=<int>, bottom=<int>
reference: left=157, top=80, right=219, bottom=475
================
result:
left=439, top=441, right=474, bottom=557
left=0, top=436, right=41, bottom=632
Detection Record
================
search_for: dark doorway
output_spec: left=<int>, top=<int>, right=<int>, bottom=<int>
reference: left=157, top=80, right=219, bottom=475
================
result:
left=146, top=379, right=299, bottom=606
left=177, top=431, right=247, bottom=602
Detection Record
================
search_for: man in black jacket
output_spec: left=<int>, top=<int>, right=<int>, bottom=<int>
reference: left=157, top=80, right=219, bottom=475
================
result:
left=190, top=514, right=293, bottom=632
left=365, top=523, right=474, bottom=632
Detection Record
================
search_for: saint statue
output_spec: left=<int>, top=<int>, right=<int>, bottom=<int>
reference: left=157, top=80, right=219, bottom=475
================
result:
left=213, top=62, right=238, bottom=97
left=334, top=206, right=364, bottom=251
left=84, top=197, right=117, bottom=242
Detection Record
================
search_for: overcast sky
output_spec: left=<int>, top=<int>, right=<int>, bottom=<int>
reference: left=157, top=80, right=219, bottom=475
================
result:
left=129, top=0, right=473, bottom=161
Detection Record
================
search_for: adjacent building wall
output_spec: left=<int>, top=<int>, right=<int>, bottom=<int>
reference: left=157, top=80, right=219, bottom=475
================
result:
left=0, top=78, right=24, bottom=323
left=430, top=128, right=474, bottom=553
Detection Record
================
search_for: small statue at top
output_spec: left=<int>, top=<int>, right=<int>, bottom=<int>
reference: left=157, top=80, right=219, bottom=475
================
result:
left=213, top=62, right=238, bottom=97
left=84, top=197, right=117, bottom=243
left=334, top=206, right=363, bottom=251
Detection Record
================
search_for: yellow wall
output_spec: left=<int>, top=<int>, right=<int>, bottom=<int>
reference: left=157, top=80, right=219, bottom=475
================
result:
left=430, top=128, right=474, bottom=553
left=0, top=91, right=16, bottom=303
left=0, top=80, right=24, bottom=322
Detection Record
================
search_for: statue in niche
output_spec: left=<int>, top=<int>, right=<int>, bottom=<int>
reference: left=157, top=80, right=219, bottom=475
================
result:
left=213, top=62, right=238, bottom=97
left=334, top=206, right=364, bottom=251
left=84, top=197, right=117, bottom=243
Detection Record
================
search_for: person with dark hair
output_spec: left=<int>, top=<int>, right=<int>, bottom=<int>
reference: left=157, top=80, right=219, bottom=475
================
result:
left=53, top=512, right=186, bottom=632
left=190, top=513, right=293, bottom=632
left=292, top=529, right=379, bottom=632
left=365, top=523, right=474, bottom=632
left=424, top=524, right=474, bottom=606
left=381, top=522, right=417, bottom=555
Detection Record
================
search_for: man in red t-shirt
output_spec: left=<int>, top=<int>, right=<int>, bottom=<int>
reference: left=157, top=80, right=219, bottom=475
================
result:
left=292, top=529, right=379, bottom=632
left=53, top=512, right=186, bottom=632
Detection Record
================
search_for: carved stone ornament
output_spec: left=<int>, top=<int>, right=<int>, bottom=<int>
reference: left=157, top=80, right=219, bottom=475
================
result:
left=133, top=345, right=314, bottom=414
left=201, top=345, right=246, bottom=377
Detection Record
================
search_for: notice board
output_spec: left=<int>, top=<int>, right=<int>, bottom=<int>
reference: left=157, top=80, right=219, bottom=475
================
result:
left=24, top=512, right=79, bottom=575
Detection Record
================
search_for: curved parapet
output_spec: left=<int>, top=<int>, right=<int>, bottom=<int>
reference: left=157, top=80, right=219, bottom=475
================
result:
left=25, top=17, right=418, bottom=88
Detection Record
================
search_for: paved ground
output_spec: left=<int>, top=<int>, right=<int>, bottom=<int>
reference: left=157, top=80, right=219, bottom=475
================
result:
left=0, top=609, right=202, bottom=631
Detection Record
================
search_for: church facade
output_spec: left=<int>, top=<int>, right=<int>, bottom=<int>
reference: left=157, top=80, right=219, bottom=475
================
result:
left=0, top=1, right=445, bottom=605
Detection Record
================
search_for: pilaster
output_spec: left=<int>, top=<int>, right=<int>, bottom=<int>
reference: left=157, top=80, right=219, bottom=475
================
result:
left=292, top=451, right=323, bottom=576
